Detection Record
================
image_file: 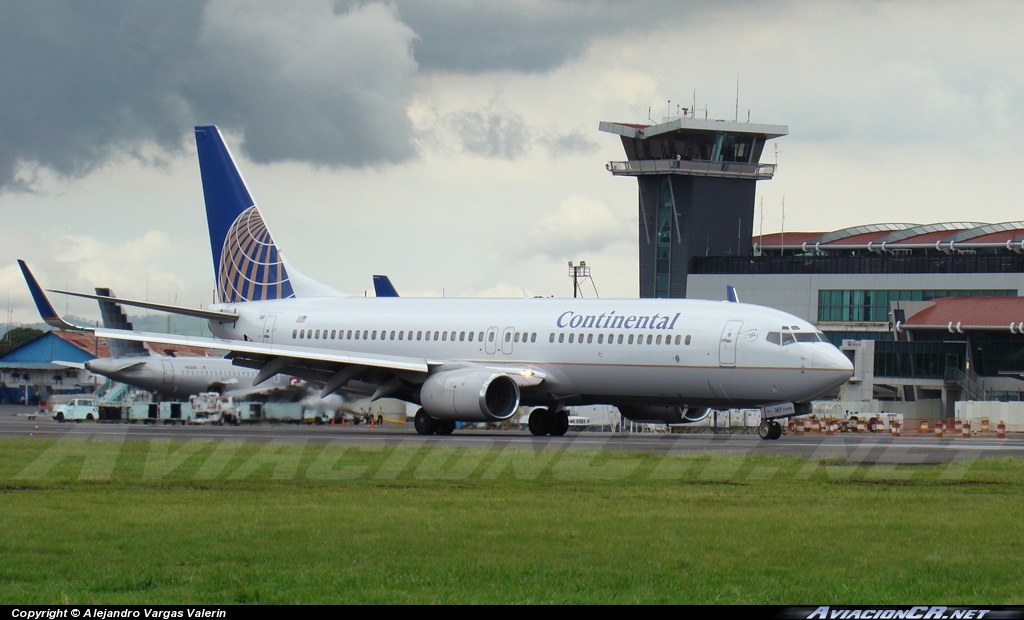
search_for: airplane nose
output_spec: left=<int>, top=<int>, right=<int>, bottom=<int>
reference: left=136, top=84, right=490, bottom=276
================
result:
left=812, top=347, right=854, bottom=386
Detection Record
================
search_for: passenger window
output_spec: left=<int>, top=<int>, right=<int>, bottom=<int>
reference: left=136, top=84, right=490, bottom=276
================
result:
left=647, top=335, right=653, bottom=345
left=685, top=335, right=691, bottom=345
left=628, top=335, right=634, bottom=344
left=656, top=335, right=662, bottom=345
left=442, top=332, right=448, bottom=341
left=549, top=333, right=555, bottom=343
left=598, top=334, right=604, bottom=344
left=569, top=334, right=575, bottom=343
left=488, top=332, right=495, bottom=342
left=587, top=334, right=593, bottom=344
left=292, top=329, right=297, bottom=338
left=331, top=330, right=336, bottom=339
left=531, top=333, right=536, bottom=343
left=618, top=334, right=624, bottom=344
left=558, top=333, right=564, bottom=343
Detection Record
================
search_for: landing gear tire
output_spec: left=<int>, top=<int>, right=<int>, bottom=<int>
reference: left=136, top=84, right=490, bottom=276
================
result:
left=528, top=408, right=550, bottom=436
left=435, top=420, right=457, bottom=435
left=414, top=408, right=438, bottom=435
left=759, top=420, right=783, bottom=440
left=549, top=410, right=570, bottom=437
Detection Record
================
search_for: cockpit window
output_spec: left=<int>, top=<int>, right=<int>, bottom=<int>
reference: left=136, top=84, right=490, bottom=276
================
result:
left=768, top=330, right=824, bottom=345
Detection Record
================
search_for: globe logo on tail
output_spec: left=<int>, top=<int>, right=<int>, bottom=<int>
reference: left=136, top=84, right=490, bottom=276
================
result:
left=218, top=206, right=295, bottom=303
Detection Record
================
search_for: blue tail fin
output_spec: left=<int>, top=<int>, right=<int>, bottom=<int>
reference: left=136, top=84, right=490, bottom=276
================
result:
left=195, top=126, right=295, bottom=304
left=373, top=275, right=400, bottom=298
left=94, top=288, right=149, bottom=358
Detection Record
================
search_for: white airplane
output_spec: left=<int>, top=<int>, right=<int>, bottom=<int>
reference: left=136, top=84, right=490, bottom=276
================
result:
left=26, top=125, right=853, bottom=439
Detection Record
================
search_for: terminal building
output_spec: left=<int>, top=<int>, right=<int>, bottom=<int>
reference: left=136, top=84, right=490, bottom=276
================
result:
left=601, top=113, right=1024, bottom=419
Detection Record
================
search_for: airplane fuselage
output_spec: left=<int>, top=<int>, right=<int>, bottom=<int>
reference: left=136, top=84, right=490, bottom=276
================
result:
left=208, top=296, right=852, bottom=409
left=84, top=356, right=285, bottom=399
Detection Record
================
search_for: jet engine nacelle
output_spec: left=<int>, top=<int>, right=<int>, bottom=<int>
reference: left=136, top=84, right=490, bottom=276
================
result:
left=420, top=369, right=520, bottom=422
left=617, top=405, right=711, bottom=425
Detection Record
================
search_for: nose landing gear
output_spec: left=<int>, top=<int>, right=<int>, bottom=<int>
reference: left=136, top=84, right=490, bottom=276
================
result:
left=758, top=419, right=783, bottom=440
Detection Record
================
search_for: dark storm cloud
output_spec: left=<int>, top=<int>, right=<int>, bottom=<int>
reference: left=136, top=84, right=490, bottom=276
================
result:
left=389, top=0, right=707, bottom=74
left=0, top=1, right=418, bottom=190
left=0, top=0, right=706, bottom=191
left=0, top=1, right=207, bottom=189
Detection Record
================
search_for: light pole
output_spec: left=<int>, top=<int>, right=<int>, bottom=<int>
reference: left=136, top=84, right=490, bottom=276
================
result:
left=568, top=261, right=590, bottom=298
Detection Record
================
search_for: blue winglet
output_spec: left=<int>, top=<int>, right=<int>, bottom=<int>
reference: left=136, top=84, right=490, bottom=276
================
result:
left=373, top=275, right=400, bottom=298
left=726, top=285, right=740, bottom=303
left=17, top=260, right=86, bottom=331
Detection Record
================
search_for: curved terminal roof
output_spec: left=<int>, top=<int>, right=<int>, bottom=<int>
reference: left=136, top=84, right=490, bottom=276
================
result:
left=755, top=221, right=1024, bottom=251
left=901, top=297, right=1024, bottom=331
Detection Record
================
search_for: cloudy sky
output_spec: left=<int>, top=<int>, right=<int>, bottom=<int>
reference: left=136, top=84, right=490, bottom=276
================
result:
left=2, top=0, right=1023, bottom=325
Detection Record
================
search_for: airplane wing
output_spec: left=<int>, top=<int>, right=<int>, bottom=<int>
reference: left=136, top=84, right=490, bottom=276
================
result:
left=92, top=327, right=429, bottom=373
left=20, top=259, right=542, bottom=402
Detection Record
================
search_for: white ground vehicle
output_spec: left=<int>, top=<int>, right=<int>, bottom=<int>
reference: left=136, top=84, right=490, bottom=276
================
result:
left=52, top=398, right=100, bottom=422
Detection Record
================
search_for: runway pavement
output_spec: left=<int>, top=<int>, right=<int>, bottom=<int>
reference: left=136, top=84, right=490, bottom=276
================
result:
left=2, top=404, right=1022, bottom=466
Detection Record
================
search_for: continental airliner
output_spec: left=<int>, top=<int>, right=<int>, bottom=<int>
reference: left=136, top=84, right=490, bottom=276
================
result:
left=23, top=125, right=853, bottom=439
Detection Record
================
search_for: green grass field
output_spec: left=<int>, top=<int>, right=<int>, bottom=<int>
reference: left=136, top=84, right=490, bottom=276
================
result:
left=1, top=437, right=1022, bottom=604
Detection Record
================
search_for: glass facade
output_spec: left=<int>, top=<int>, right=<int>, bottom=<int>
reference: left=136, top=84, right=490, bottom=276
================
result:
left=818, top=289, right=1016, bottom=323
left=969, top=333, right=1024, bottom=376
left=873, top=341, right=965, bottom=379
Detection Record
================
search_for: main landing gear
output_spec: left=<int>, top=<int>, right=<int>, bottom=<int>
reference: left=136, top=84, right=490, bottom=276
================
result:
left=528, top=407, right=569, bottom=437
left=758, top=419, right=783, bottom=440
left=413, top=409, right=456, bottom=435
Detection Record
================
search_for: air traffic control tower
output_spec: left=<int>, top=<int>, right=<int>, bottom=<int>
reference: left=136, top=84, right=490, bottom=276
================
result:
left=600, top=115, right=787, bottom=298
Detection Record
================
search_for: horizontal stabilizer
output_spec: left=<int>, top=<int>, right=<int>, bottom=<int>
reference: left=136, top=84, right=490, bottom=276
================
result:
left=49, top=289, right=238, bottom=323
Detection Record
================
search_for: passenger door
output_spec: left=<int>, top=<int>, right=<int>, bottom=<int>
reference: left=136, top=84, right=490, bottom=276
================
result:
left=719, top=320, right=743, bottom=367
